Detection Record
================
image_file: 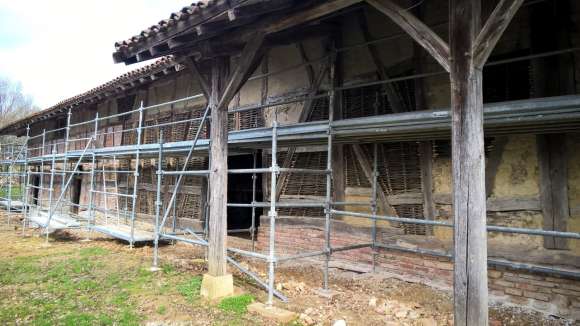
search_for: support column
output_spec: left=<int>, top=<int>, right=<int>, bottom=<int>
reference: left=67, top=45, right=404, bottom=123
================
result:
left=202, top=57, right=234, bottom=299
left=450, top=1, right=487, bottom=324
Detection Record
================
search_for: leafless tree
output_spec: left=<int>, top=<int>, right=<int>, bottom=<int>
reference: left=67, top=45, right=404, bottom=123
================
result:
left=0, top=76, right=39, bottom=129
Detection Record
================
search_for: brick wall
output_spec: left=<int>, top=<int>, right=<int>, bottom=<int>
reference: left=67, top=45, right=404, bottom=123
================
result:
left=256, top=218, right=580, bottom=320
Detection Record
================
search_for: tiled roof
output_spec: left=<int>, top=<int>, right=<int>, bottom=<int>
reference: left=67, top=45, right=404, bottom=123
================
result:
left=0, top=56, right=183, bottom=134
left=113, top=1, right=226, bottom=59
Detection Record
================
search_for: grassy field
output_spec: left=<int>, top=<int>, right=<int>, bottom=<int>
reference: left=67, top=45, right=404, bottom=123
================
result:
left=0, top=230, right=270, bottom=326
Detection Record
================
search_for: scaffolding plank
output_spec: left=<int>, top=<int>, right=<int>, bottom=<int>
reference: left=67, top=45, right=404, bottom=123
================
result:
left=91, top=224, right=155, bottom=243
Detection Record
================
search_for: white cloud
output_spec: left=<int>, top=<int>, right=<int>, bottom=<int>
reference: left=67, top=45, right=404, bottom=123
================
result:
left=0, top=0, right=187, bottom=108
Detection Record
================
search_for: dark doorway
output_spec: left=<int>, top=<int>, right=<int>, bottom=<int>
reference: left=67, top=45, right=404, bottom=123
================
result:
left=227, top=153, right=263, bottom=233
left=31, top=168, right=40, bottom=206
left=70, top=168, right=83, bottom=215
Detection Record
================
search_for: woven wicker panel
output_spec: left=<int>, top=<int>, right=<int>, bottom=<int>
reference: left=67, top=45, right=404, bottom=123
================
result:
left=307, top=96, right=329, bottom=121
left=377, top=142, right=422, bottom=196
left=122, top=119, right=136, bottom=145
left=272, top=151, right=327, bottom=218
left=143, top=120, right=157, bottom=144
left=237, top=108, right=265, bottom=130
left=344, top=146, right=371, bottom=188
left=393, top=204, right=426, bottom=235
left=185, top=107, right=209, bottom=140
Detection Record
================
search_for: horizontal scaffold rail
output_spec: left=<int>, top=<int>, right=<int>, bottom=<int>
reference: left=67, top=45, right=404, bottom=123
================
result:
left=20, top=95, right=580, bottom=163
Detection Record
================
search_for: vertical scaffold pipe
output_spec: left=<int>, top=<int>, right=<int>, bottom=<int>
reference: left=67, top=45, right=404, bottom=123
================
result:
left=251, top=150, right=257, bottom=251
left=46, top=144, right=57, bottom=243
left=267, top=120, right=279, bottom=307
left=323, top=54, right=336, bottom=291
left=62, top=109, right=71, bottom=210
left=39, top=129, right=46, bottom=217
left=371, top=143, right=378, bottom=271
left=153, top=132, right=164, bottom=270
left=7, top=144, right=13, bottom=219
left=22, top=125, right=30, bottom=235
left=129, top=103, right=144, bottom=248
left=86, top=113, right=99, bottom=241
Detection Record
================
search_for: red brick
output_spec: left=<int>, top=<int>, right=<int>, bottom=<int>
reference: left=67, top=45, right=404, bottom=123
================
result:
left=505, top=287, right=523, bottom=296
left=523, top=291, right=551, bottom=302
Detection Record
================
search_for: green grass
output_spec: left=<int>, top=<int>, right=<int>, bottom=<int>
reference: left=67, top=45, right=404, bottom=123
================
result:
left=0, top=185, right=22, bottom=199
left=218, top=294, right=255, bottom=315
left=0, top=246, right=142, bottom=325
left=0, top=235, right=266, bottom=325
left=177, top=276, right=203, bottom=302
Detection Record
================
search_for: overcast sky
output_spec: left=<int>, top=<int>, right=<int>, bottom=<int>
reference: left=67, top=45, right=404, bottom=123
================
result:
left=0, top=0, right=187, bottom=109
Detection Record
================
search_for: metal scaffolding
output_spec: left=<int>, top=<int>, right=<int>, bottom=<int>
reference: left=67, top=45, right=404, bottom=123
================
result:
left=1, top=80, right=580, bottom=303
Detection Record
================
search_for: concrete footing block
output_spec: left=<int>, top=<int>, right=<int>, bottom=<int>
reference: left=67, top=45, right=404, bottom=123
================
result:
left=247, top=302, right=297, bottom=323
left=200, top=273, right=234, bottom=300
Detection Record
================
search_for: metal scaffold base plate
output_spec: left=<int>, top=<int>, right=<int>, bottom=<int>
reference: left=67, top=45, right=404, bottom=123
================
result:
left=27, top=212, right=81, bottom=230
left=91, top=224, right=155, bottom=243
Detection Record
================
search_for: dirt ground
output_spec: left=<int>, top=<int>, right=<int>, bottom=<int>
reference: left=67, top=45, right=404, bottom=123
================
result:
left=0, top=212, right=575, bottom=326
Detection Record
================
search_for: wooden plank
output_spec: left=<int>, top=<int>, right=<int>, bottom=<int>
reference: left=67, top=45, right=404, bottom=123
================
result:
left=366, top=0, right=450, bottom=72
left=450, top=0, right=488, bottom=325
left=351, top=144, right=398, bottom=217
left=537, top=134, right=569, bottom=249
left=473, top=0, right=524, bottom=68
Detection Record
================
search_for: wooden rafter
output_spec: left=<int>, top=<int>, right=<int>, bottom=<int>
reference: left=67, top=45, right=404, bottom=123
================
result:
left=365, top=0, right=450, bottom=72
left=473, top=0, right=524, bottom=68
left=217, top=32, right=266, bottom=110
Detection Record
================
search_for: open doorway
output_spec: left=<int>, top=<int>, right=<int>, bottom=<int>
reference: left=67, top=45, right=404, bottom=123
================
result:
left=70, top=167, right=83, bottom=215
left=31, top=168, right=40, bottom=206
left=227, top=152, right=263, bottom=234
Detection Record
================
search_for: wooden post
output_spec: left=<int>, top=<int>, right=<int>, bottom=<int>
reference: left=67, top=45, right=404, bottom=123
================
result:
left=450, top=1, right=488, bottom=325
left=202, top=34, right=264, bottom=299
left=537, top=134, right=569, bottom=250
left=207, top=57, right=229, bottom=277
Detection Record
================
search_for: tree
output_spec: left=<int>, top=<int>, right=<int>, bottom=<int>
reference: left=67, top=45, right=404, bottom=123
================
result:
left=0, top=76, right=39, bottom=129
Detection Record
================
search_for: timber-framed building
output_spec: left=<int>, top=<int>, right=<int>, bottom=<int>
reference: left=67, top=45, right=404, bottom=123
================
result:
left=1, top=0, right=580, bottom=322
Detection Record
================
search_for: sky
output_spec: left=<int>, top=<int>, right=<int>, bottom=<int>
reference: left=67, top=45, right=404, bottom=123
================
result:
left=0, top=0, right=188, bottom=109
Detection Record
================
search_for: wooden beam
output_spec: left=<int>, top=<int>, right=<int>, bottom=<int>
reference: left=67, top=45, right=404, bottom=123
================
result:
left=537, top=134, right=569, bottom=250
left=265, top=0, right=362, bottom=34
left=216, top=32, right=265, bottom=111
left=207, top=34, right=264, bottom=277
left=352, top=144, right=398, bottom=217
left=366, top=0, right=450, bottom=72
left=207, top=56, right=230, bottom=277
left=182, top=56, right=211, bottom=98
left=450, top=0, right=488, bottom=325
left=473, top=0, right=524, bottom=68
